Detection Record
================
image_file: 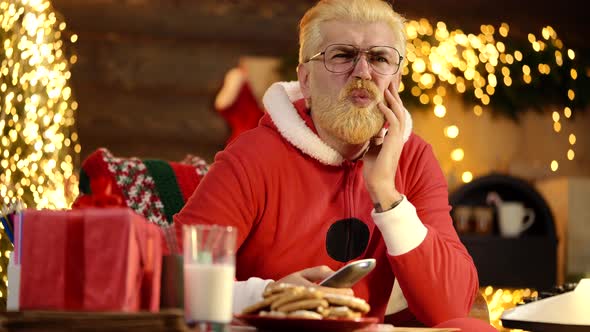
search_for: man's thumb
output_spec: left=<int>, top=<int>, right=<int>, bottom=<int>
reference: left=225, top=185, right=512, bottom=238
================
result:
left=300, top=265, right=334, bottom=282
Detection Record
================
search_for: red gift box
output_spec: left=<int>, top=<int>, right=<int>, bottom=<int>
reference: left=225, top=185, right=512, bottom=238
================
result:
left=19, top=207, right=163, bottom=312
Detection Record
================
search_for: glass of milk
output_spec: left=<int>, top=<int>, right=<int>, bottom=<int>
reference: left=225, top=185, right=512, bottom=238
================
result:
left=183, top=224, right=236, bottom=327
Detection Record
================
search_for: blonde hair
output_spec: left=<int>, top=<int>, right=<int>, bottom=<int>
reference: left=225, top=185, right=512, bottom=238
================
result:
left=298, top=0, right=407, bottom=64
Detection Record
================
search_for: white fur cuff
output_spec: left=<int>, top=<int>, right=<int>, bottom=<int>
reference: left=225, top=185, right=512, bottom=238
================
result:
left=232, top=277, right=274, bottom=314
left=371, top=196, right=428, bottom=256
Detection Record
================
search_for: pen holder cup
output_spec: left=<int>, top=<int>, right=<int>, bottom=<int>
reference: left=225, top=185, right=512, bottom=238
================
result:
left=160, top=254, right=184, bottom=309
left=7, top=252, right=20, bottom=311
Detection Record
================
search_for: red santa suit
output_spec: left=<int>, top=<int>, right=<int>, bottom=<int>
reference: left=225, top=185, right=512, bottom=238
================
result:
left=175, top=81, right=479, bottom=326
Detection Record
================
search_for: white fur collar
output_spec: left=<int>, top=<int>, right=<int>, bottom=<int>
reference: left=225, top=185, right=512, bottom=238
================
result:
left=262, top=81, right=413, bottom=166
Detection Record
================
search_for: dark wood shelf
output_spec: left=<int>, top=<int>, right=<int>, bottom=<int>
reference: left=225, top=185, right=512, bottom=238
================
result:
left=460, top=235, right=557, bottom=290
left=451, top=174, right=558, bottom=290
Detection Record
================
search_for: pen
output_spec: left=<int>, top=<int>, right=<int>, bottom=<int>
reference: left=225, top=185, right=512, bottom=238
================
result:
left=0, top=214, right=14, bottom=243
left=1, top=203, right=15, bottom=244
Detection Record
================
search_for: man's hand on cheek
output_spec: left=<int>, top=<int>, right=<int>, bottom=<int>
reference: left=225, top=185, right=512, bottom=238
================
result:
left=370, top=127, right=388, bottom=146
left=362, top=79, right=406, bottom=209
left=392, top=72, right=401, bottom=94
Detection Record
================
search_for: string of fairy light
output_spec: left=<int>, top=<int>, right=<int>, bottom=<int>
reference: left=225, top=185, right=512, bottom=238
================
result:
left=399, top=19, right=582, bottom=183
left=483, top=285, right=539, bottom=331
left=396, top=22, right=580, bottom=326
left=1, top=0, right=79, bottom=307
left=0, top=0, right=79, bottom=209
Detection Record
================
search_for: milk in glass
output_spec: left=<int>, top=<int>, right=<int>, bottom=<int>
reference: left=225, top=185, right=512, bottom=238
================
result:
left=184, top=263, right=235, bottom=322
left=183, top=224, right=237, bottom=326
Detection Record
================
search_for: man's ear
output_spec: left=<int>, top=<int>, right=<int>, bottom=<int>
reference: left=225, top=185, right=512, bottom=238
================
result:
left=297, top=63, right=312, bottom=100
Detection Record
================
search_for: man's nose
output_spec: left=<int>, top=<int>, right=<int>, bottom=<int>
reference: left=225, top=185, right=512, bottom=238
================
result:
left=351, top=54, right=372, bottom=80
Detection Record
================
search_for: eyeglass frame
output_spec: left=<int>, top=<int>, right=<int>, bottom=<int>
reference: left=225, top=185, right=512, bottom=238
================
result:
left=304, top=43, right=404, bottom=75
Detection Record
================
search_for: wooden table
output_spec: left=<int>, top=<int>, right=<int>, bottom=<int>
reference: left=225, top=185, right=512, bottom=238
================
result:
left=0, top=311, right=459, bottom=332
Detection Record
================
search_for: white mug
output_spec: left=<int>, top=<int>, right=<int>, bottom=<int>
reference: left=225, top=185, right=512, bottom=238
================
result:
left=497, top=202, right=535, bottom=238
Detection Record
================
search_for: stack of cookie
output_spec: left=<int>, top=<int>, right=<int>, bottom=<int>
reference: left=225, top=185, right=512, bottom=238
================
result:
left=241, top=283, right=370, bottom=320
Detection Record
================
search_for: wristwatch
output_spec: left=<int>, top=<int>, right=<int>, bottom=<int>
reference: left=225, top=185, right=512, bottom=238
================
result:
left=374, top=195, right=404, bottom=213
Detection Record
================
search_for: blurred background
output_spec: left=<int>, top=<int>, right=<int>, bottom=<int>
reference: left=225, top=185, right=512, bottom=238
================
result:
left=1, top=0, right=589, bottom=329
left=49, top=0, right=590, bottom=183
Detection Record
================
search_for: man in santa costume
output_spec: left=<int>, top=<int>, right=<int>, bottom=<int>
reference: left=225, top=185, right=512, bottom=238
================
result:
left=176, top=0, right=495, bottom=330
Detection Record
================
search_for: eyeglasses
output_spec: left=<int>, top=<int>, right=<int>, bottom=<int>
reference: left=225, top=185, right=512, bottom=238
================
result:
left=305, top=44, right=404, bottom=75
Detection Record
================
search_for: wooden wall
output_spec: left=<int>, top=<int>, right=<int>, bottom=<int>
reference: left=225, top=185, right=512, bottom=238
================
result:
left=51, top=0, right=588, bottom=163
left=51, top=0, right=314, bottom=163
